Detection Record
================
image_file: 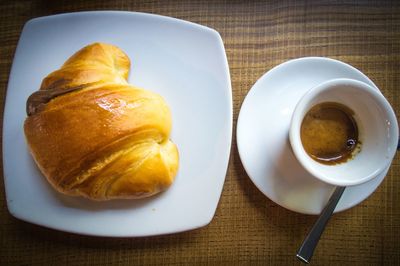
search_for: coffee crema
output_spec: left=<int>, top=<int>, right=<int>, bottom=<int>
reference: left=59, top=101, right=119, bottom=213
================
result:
left=300, top=102, right=360, bottom=165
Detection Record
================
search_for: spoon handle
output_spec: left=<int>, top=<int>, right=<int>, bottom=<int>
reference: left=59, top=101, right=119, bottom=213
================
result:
left=296, top=186, right=346, bottom=264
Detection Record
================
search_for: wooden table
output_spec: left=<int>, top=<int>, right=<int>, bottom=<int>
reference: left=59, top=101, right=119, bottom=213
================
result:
left=1, top=1, right=399, bottom=265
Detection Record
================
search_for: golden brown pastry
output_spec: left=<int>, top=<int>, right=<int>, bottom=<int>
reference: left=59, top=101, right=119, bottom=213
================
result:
left=24, top=43, right=179, bottom=200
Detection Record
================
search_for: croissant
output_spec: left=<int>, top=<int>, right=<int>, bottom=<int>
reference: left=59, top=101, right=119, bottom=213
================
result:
left=24, top=43, right=179, bottom=200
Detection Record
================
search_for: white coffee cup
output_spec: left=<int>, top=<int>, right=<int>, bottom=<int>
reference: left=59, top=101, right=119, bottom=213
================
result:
left=289, top=78, right=398, bottom=186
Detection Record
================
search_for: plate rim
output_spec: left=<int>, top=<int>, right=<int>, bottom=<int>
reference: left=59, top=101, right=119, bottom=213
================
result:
left=26, top=10, right=221, bottom=35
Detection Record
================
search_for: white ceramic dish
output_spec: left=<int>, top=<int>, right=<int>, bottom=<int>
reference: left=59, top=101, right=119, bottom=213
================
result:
left=3, top=11, right=232, bottom=236
left=237, top=57, right=390, bottom=215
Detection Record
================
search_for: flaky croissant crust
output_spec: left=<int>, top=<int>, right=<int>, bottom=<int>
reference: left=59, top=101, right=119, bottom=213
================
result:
left=24, top=43, right=179, bottom=200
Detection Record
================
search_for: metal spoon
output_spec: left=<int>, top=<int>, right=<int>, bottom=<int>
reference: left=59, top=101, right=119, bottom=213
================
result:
left=296, top=186, right=346, bottom=264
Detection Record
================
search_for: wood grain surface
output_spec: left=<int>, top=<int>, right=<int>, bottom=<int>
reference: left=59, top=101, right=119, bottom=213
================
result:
left=1, top=1, right=399, bottom=265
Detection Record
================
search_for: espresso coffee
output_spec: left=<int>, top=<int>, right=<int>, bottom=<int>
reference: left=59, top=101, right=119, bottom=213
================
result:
left=300, top=102, right=359, bottom=165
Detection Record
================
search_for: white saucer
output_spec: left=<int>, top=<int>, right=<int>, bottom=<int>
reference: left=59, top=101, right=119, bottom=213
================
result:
left=237, top=57, right=388, bottom=215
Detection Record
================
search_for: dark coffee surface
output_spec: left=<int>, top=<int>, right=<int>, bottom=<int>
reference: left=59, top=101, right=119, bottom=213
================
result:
left=301, top=102, right=359, bottom=165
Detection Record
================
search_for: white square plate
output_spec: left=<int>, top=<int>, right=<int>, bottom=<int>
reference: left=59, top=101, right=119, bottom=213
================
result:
left=3, top=11, right=232, bottom=237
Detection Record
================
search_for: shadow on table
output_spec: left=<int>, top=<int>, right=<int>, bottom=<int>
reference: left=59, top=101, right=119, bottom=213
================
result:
left=232, top=141, right=316, bottom=233
left=11, top=217, right=205, bottom=250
